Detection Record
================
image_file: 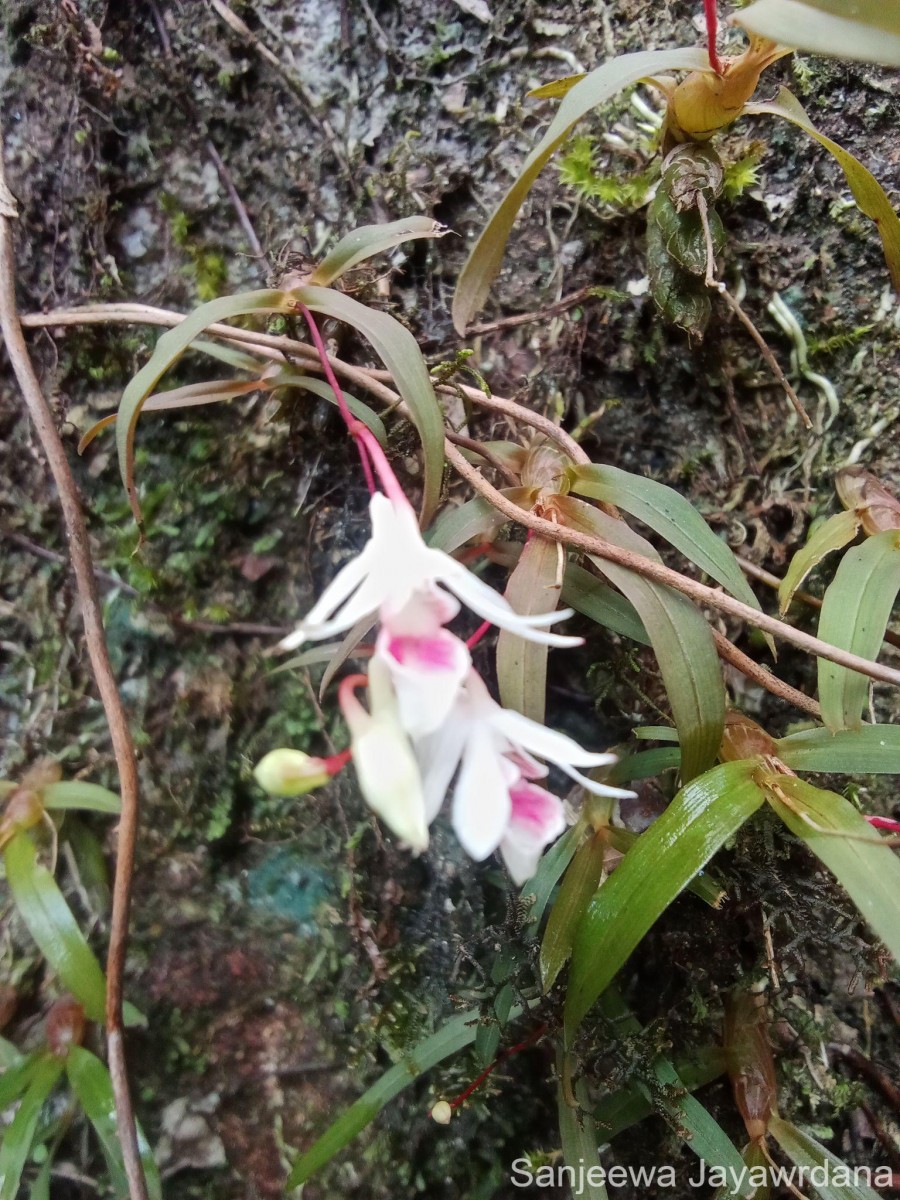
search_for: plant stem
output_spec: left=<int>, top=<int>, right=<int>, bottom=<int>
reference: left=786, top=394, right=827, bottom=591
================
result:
left=0, top=134, right=148, bottom=1200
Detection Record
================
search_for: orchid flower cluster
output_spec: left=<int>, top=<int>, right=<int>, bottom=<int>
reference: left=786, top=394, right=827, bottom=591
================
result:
left=254, top=306, right=629, bottom=883
left=255, top=464, right=630, bottom=883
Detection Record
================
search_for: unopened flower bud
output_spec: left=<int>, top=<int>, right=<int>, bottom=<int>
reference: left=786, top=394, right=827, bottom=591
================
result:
left=431, top=1101, right=453, bottom=1125
left=46, top=997, right=86, bottom=1058
left=253, top=749, right=330, bottom=797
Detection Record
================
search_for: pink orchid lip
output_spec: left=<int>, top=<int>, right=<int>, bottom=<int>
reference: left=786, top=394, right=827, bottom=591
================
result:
left=508, top=780, right=562, bottom=834
left=386, top=633, right=459, bottom=672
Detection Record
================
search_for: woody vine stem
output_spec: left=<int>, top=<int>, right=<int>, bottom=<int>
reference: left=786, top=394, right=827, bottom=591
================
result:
left=0, top=134, right=149, bottom=1200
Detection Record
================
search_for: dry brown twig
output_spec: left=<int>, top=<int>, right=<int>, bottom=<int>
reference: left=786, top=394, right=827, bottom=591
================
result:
left=0, top=136, right=149, bottom=1200
left=19, top=302, right=900, bottom=696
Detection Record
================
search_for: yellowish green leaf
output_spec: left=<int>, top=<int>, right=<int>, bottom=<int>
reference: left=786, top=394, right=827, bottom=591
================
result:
left=744, top=88, right=900, bottom=289
left=778, top=509, right=861, bottom=614
left=736, top=0, right=900, bottom=66
left=452, top=47, right=711, bottom=333
left=496, top=534, right=561, bottom=721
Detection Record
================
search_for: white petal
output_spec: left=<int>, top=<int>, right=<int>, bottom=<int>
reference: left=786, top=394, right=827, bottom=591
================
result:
left=279, top=549, right=373, bottom=648
left=500, top=784, right=567, bottom=885
left=417, top=713, right=469, bottom=823
left=440, top=561, right=581, bottom=646
left=452, top=728, right=511, bottom=860
left=352, top=720, right=429, bottom=852
left=490, top=707, right=618, bottom=770
left=558, top=764, right=637, bottom=800
left=377, top=629, right=470, bottom=738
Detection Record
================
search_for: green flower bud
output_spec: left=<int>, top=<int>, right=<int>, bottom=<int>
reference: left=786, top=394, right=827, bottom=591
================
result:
left=253, top=749, right=330, bottom=797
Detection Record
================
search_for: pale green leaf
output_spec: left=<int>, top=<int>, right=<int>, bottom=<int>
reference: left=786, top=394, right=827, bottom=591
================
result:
left=816, top=529, right=900, bottom=730
left=568, top=464, right=767, bottom=636
left=96, top=289, right=294, bottom=531
left=0, top=1054, right=64, bottom=1200
left=275, top=371, right=388, bottom=445
left=557, top=1056, right=609, bottom=1200
left=764, top=774, right=900, bottom=964
left=287, top=1004, right=530, bottom=1186
left=522, top=823, right=587, bottom=935
left=768, top=1113, right=884, bottom=1199
left=3, top=833, right=107, bottom=1023
left=496, top=535, right=561, bottom=721
left=736, top=0, right=900, bottom=66
left=561, top=562, right=649, bottom=645
left=66, top=1046, right=162, bottom=1200
left=743, top=88, right=900, bottom=289
left=596, top=990, right=751, bottom=1192
left=557, top=496, right=725, bottom=780
left=294, top=285, right=446, bottom=523
left=426, top=492, right=524, bottom=553
left=565, top=760, right=766, bottom=1037
left=452, top=47, right=712, bottom=333
left=777, top=724, right=900, bottom=774
left=540, top=831, right=606, bottom=991
left=309, top=217, right=447, bottom=287
left=40, top=782, right=121, bottom=814
left=593, top=1047, right=726, bottom=1139
left=778, top=509, right=861, bottom=614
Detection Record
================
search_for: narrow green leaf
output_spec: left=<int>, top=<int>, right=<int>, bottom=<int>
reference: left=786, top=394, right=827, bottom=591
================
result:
left=427, top=489, right=532, bottom=554
left=561, top=562, right=650, bottom=645
left=274, top=371, right=388, bottom=445
left=605, top=747, right=681, bottom=785
left=778, top=510, right=861, bottom=614
left=522, top=823, right=586, bottom=935
left=634, top=725, right=680, bottom=742
left=294, top=285, right=446, bottom=523
left=768, top=1112, right=884, bottom=1199
left=744, top=88, right=900, bottom=289
left=596, top=990, right=751, bottom=1193
left=736, top=0, right=900, bottom=66
left=452, top=47, right=712, bottom=333
left=605, top=826, right=727, bottom=908
left=475, top=945, right=516, bottom=1066
left=3, top=833, right=107, bottom=1023
left=557, top=496, right=725, bottom=780
left=777, top=724, right=900, bottom=774
left=66, top=1046, right=162, bottom=1200
left=309, top=217, right=447, bottom=287
left=0, top=1037, right=25, bottom=1073
left=557, top=1053, right=609, bottom=1200
left=0, top=1051, right=40, bottom=1108
left=40, top=782, right=121, bottom=814
left=568, top=464, right=766, bottom=631
left=594, top=1047, right=727, bottom=1139
left=764, top=774, right=900, bottom=965
left=287, top=1005, right=528, bottom=1186
left=816, top=529, right=900, bottom=730
left=0, top=1054, right=64, bottom=1200
left=540, top=831, right=607, bottom=991
left=104, top=289, right=294, bottom=530
left=496, top=535, right=561, bottom=722
left=565, top=760, right=765, bottom=1037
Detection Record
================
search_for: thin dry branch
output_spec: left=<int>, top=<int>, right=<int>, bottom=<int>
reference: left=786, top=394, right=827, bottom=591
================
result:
left=444, top=444, right=900, bottom=690
left=0, top=140, right=148, bottom=1200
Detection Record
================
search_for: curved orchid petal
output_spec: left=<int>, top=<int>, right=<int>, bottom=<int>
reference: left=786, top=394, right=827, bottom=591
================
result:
left=490, top=707, right=617, bottom=770
left=377, top=628, right=471, bottom=737
left=452, top=727, right=513, bottom=860
left=501, top=781, right=567, bottom=885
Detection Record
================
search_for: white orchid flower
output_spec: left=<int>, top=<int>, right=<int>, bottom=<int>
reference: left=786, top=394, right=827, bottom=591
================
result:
left=279, top=492, right=581, bottom=650
left=374, top=587, right=471, bottom=738
left=339, top=660, right=429, bottom=852
left=415, top=672, right=634, bottom=872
